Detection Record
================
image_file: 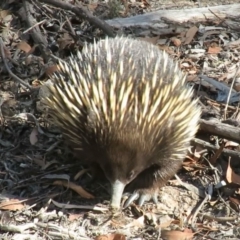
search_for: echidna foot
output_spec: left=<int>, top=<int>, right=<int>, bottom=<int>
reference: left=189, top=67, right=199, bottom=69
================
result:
left=123, top=191, right=158, bottom=208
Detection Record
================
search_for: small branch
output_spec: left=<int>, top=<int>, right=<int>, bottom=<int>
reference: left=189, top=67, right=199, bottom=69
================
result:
left=224, top=64, right=240, bottom=119
left=199, top=119, right=240, bottom=143
left=0, top=223, right=36, bottom=233
left=23, top=0, right=50, bottom=62
left=38, top=0, right=115, bottom=37
left=191, top=138, right=240, bottom=159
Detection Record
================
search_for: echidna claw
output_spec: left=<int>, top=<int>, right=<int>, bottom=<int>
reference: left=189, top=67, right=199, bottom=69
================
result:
left=123, top=191, right=158, bottom=208
left=123, top=192, right=139, bottom=208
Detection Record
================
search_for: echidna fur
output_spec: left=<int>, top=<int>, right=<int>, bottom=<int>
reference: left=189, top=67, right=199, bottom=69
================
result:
left=45, top=37, right=201, bottom=210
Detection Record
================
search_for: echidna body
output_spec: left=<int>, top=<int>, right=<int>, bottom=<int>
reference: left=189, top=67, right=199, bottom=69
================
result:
left=45, top=37, right=201, bottom=210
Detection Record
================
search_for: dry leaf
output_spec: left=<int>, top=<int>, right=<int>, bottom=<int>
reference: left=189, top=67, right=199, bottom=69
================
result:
left=0, top=199, right=25, bottom=211
left=53, top=180, right=94, bottom=199
left=31, top=79, right=42, bottom=87
left=0, top=10, right=10, bottom=19
left=229, top=196, right=240, bottom=209
left=226, top=158, right=240, bottom=185
left=142, top=0, right=150, bottom=7
left=95, top=234, right=126, bottom=240
left=51, top=199, right=107, bottom=212
left=193, top=145, right=204, bottom=160
left=171, top=37, right=181, bottom=47
left=195, top=223, right=218, bottom=231
left=33, top=158, right=46, bottom=168
left=17, top=41, right=31, bottom=53
left=74, top=168, right=89, bottom=181
left=0, top=10, right=12, bottom=25
left=161, top=229, right=194, bottom=240
left=29, top=127, right=38, bottom=145
left=225, top=141, right=239, bottom=147
left=95, top=236, right=109, bottom=240
left=186, top=75, right=198, bottom=82
left=159, top=219, right=174, bottom=228
left=68, top=213, right=83, bottom=221
left=87, top=3, right=98, bottom=11
left=42, top=160, right=60, bottom=170
left=45, top=64, right=59, bottom=77
left=209, top=142, right=225, bottom=165
left=188, top=70, right=197, bottom=74
left=184, top=26, right=198, bottom=45
left=208, top=46, right=222, bottom=54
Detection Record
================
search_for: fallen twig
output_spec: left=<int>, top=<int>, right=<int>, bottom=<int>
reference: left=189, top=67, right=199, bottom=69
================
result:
left=38, top=0, right=114, bottom=37
left=191, top=138, right=240, bottom=159
left=199, top=119, right=240, bottom=143
left=23, top=0, right=50, bottom=62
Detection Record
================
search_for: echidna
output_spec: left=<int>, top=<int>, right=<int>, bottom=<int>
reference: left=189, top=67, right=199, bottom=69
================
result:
left=44, top=37, right=201, bottom=210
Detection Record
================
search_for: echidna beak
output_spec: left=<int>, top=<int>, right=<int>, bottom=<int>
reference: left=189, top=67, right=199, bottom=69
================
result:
left=110, top=180, right=126, bottom=211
